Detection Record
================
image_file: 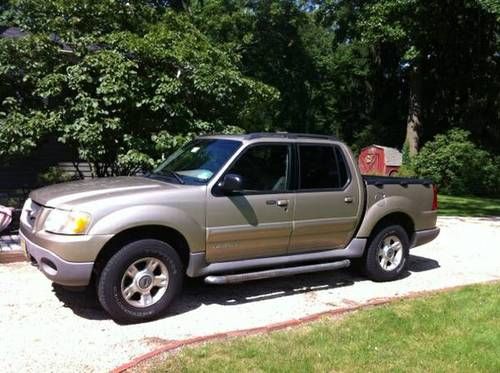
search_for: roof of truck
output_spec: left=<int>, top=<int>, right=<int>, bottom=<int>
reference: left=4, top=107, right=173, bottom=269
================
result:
left=198, top=132, right=338, bottom=143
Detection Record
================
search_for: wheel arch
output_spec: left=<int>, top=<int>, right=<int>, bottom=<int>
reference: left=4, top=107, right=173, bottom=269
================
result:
left=92, top=225, right=191, bottom=281
left=366, top=212, right=415, bottom=244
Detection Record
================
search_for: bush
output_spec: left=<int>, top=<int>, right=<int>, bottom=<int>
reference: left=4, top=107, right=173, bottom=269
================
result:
left=37, top=166, right=74, bottom=186
left=397, top=142, right=416, bottom=177
left=412, top=129, right=500, bottom=196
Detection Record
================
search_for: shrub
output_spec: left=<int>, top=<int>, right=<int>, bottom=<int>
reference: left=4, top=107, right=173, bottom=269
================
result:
left=397, top=142, right=416, bottom=177
left=37, top=166, right=74, bottom=186
left=412, top=129, right=500, bottom=196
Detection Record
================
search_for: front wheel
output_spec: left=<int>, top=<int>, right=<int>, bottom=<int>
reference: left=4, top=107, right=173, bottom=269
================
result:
left=97, top=239, right=183, bottom=323
left=363, top=225, right=410, bottom=282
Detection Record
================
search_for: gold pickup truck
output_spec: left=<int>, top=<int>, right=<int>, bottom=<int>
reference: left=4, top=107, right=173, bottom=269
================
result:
left=20, top=133, right=439, bottom=322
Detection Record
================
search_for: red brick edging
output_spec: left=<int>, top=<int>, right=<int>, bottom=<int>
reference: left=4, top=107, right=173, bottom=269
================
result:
left=110, top=301, right=387, bottom=373
left=0, top=251, right=25, bottom=264
left=110, top=280, right=499, bottom=373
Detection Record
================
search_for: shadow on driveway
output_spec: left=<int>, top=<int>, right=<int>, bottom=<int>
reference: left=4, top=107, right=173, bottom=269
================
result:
left=52, top=254, right=440, bottom=322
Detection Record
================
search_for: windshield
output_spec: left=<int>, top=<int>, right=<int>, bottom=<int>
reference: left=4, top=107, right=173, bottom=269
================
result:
left=150, top=138, right=242, bottom=185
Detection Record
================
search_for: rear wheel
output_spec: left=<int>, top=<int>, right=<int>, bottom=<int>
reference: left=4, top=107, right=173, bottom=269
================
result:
left=363, top=225, right=409, bottom=282
left=97, top=239, right=183, bottom=323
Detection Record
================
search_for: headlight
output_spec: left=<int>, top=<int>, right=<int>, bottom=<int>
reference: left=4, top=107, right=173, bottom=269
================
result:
left=44, top=209, right=91, bottom=235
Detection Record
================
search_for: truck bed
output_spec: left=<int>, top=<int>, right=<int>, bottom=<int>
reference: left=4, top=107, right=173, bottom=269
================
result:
left=356, top=175, right=438, bottom=238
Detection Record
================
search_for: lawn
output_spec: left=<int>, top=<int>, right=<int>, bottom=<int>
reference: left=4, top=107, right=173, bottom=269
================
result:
left=149, top=283, right=500, bottom=373
left=438, top=194, right=500, bottom=217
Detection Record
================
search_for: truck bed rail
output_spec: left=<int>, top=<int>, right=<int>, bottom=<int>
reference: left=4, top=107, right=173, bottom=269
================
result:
left=363, top=175, right=433, bottom=187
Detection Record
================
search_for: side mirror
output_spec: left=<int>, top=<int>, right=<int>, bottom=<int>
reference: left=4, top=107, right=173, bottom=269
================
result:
left=217, top=173, right=243, bottom=193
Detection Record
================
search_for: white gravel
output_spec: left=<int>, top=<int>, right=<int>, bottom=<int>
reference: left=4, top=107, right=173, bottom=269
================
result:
left=1, top=216, right=499, bottom=372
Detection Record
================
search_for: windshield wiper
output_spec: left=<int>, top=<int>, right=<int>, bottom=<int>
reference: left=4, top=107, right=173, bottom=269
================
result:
left=146, top=170, right=185, bottom=184
left=164, top=169, right=185, bottom=184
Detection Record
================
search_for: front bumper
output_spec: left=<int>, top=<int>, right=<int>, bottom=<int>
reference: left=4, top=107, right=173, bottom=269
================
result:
left=19, top=231, right=94, bottom=287
left=411, top=227, right=440, bottom=248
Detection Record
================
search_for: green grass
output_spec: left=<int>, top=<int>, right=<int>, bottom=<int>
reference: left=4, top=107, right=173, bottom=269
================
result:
left=438, top=194, right=500, bottom=217
left=150, top=283, right=500, bottom=373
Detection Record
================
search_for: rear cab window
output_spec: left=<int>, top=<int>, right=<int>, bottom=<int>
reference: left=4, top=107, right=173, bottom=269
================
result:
left=298, top=144, right=350, bottom=190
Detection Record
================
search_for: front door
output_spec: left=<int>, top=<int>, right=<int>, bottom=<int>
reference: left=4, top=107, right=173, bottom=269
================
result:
left=289, top=143, right=362, bottom=254
left=206, top=143, right=294, bottom=262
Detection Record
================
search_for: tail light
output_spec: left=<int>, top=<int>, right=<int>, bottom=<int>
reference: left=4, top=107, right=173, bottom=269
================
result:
left=432, top=184, right=438, bottom=210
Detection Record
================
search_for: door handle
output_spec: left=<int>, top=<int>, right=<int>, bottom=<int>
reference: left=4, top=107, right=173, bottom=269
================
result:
left=344, top=196, right=353, bottom=203
left=276, top=199, right=289, bottom=207
left=266, top=199, right=289, bottom=208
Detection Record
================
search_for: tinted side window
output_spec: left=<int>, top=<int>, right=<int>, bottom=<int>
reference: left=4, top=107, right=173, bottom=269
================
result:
left=335, top=146, right=349, bottom=187
left=227, top=145, right=289, bottom=192
left=299, top=145, right=348, bottom=189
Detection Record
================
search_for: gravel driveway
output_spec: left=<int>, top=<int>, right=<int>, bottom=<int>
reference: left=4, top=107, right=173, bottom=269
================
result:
left=1, top=216, right=499, bottom=372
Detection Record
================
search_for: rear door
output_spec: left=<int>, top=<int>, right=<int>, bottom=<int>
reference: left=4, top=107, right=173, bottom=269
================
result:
left=289, top=143, right=362, bottom=254
left=206, top=143, right=294, bottom=262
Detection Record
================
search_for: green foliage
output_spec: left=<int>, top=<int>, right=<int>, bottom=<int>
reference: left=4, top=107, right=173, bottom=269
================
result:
left=396, top=164, right=416, bottom=177
left=6, top=0, right=162, bottom=37
left=193, top=1, right=373, bottom=139
left=37, top=166, right=73, bottom=185
left=318, top=0, right=500, bottom=151
left=0, top=0, right=498, bottom=183
left=397, top=142, right=415, bottom=176
left=401, top=142, right=411, bottom=166
left=0, top=7, right=277, bottom=176
left=0, top=34, right=62, bottom=158
left=413, top=129, right=500, bottom=196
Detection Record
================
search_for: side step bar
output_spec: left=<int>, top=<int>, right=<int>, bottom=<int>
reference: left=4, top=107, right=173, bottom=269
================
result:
left=204, top=259, right=350, bottom=285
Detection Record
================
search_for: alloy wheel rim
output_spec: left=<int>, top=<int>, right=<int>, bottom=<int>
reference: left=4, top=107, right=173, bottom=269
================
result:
left=377, top=235, right=403, bottom=271
left=120, top=257, right=169, bottom=308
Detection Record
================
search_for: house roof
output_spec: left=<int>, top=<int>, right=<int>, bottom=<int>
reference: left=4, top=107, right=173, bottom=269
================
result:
left=363, top=144, right=402, bottom=166
left=376, top=145, right=402, bottom=166
left=0, top=26, right=98, bottom=53
left=0, top=27, right=27, bottom=39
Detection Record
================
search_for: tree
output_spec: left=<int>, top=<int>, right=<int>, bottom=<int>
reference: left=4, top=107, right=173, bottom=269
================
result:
left=0, top=4, right=277, bottom=175
left=318, top=0, right=500, bottom=155
left=192, top=0, right=375, bottom=144
left=194, top=1, right=315, bottom=133
left=1, top=0, right=498, bottom=181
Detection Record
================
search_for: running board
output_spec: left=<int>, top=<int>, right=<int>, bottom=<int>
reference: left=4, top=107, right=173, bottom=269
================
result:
left=204, top=259, right=351, bottom=285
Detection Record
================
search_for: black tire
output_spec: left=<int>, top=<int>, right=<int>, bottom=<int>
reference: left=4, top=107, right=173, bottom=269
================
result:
left=363, top=225, right=410, bottom=282
left=97, top=239, right=183, bottom=323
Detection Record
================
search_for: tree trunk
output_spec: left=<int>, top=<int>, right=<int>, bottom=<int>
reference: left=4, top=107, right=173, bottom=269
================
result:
left=405, top=65, right=423, bottom=156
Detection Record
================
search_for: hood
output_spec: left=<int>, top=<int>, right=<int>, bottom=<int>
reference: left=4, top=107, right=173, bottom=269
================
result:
left=30, top=176, right=179, bottom=208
